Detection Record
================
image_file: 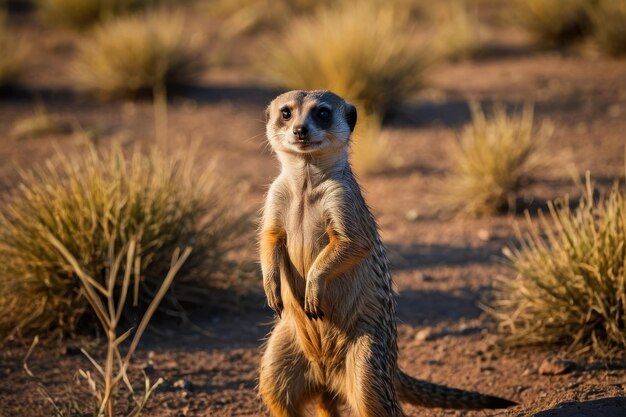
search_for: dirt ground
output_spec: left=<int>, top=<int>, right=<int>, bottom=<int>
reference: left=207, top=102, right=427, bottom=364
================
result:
left=1, top=7, right=626, bottom=417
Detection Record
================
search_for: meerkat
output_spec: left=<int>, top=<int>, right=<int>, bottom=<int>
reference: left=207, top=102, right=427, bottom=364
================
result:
left=259, top=90, right=516, bottom=417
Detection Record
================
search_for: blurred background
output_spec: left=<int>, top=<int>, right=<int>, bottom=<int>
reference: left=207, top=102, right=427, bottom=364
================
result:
left=1, top=0, right=626, bottom=416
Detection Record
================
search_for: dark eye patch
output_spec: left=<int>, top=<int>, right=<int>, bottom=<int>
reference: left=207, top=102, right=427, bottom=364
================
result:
left=313, top=106, right=333, bottom=129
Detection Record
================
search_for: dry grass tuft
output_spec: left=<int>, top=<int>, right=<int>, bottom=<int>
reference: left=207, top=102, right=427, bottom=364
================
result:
left=261, top=3, right=427, bottom=117
left=0, top=144, right=249, bottom=339
left=430, top=1, right=486, bottom=62
left=74, top=11, right=203, bottom=99
left=0, top=12, right=28, bottom=88
left=511, top=0, right=590, bottom=46
left=37, top=0, right=153, bottom=29
left=588, top=0, right=626, bottom=57
left=9, top=106, right=72, bottom=139
left=207, top=0, right=328, bottom=38
left=445, top=103, right=552, bottom=217
left=490, top=173, right=626, bottom=357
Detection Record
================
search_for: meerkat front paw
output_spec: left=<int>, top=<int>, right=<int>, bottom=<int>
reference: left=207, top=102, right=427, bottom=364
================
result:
left=263, top=279, right=283, bottom=318
left=304, top=277, right=325, bottom=320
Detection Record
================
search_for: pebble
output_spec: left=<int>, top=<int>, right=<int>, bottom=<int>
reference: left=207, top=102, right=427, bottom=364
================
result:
left=414, top=328, right=434, bottom=342
left=538, top=357, right=575, bottom=375
left=405, top=209, right=419, bottom=222
left=477, top=229, right=491, bottom=241
left=173, top=378, right=194, bottom=392
left=608, top=104, right=621, bottom=118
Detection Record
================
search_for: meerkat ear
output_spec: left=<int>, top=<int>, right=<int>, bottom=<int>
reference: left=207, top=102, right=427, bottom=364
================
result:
left=345, top=103, right=357, bottom=132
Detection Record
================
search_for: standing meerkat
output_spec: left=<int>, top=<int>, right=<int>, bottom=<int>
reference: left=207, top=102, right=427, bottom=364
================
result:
left=259, top=90, right=516, bottom=417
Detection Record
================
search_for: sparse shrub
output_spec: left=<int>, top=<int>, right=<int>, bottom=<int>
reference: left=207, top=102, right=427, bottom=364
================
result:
left=37, top=0, right=153, bottom=29
left=208, top=0, right=419, bottom=38
left=0, top=145, right=248, bottom=338
left=445, top=103, right=552, bottom=216
left=74, top=11, right=203, bottom=98
left=0, top=12, right=28, bottom=88
left=511, top=0, right=590, bottom=46
left=261, top=3, right=427, bottom=117
left=491, top=174, right=626, bottom=357
left=430, top=1, right=486, bottom=61
left=208, top=0, right=328, bottom=38
left=588, top=0, right=626, bottom=57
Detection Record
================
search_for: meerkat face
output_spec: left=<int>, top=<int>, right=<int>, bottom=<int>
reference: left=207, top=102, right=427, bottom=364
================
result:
left=265, top=90, right=357, bottom=156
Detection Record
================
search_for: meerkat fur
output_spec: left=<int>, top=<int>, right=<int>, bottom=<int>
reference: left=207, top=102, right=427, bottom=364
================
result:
left=259, top=90, right=516, bottom=417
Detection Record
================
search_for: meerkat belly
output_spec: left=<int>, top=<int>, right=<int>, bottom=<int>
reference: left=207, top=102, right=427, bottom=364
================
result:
left=284, top=196, right=328, bottom=282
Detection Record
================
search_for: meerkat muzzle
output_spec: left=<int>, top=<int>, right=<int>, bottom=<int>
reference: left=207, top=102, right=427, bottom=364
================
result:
left=292, top=124, right=309, bottom=140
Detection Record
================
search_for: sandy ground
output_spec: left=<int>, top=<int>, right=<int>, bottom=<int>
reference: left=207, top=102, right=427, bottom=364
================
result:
left=1, top=8, right=626, bottom=417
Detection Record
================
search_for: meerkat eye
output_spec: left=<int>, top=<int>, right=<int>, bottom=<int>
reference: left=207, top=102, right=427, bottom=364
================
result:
left=317, top=108, right=331, bottom=121
left=281, top=107, right=291, bottom=120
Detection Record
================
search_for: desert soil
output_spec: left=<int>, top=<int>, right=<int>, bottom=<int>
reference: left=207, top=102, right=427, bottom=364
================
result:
left=1, top=9, right=626, bottom=417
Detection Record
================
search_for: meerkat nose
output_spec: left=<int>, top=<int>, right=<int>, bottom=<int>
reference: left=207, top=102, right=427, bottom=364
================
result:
left=293, top=125, right=309, bottom=140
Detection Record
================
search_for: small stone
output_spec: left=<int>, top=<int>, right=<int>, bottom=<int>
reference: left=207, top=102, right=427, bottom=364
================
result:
left=480, top=366, right=495, bottom=373
left=608, top=104, right=621, bottom=118
left=477, top=229, right=491, bottom=241
left=405, top=209, right=419, bottom=222
left=173, top=378, right=194, bottom=392
left=539, top=357, right=575, bottom=375
left=414, top=328, right=434, bottom=342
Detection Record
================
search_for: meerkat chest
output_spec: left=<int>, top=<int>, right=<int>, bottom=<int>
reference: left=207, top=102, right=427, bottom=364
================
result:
left=284, top=190, right=329, bottom=277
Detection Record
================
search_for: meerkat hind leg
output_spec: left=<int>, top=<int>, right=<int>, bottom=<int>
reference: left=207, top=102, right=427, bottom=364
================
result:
left=260, top=323, right=319, bottom=417
left=344, top=336, right=405, bottom=417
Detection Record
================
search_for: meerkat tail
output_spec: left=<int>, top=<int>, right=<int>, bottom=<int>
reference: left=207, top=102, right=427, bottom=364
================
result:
left=396, top=370, right=517, bottom=410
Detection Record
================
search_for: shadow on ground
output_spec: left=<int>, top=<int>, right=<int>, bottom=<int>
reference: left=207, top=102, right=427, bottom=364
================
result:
left=396, top=287, right=487, bottom=326
left=177, top=84, right=280, bottom=107
left=388, top=100, right=472, bottom=129
left=388, top=242, right=507, bottom=271
left=0, top=83, right=280, bottom=108
left=533, top=397, right=626, bottom=417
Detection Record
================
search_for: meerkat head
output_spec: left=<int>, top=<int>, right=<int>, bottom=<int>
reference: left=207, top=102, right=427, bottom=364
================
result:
left=265, top=90, right=357, bottom=156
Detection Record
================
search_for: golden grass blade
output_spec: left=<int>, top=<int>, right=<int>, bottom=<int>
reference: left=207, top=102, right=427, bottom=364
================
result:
left=45, top=233, right=111, bottom=330
left=123, top=247, right=192, bottom=367
left=80, top=348, right=106, bottom=378
left=22, top=335, right=39, bottom=378
left=115, top=240, right=137, bottom=325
